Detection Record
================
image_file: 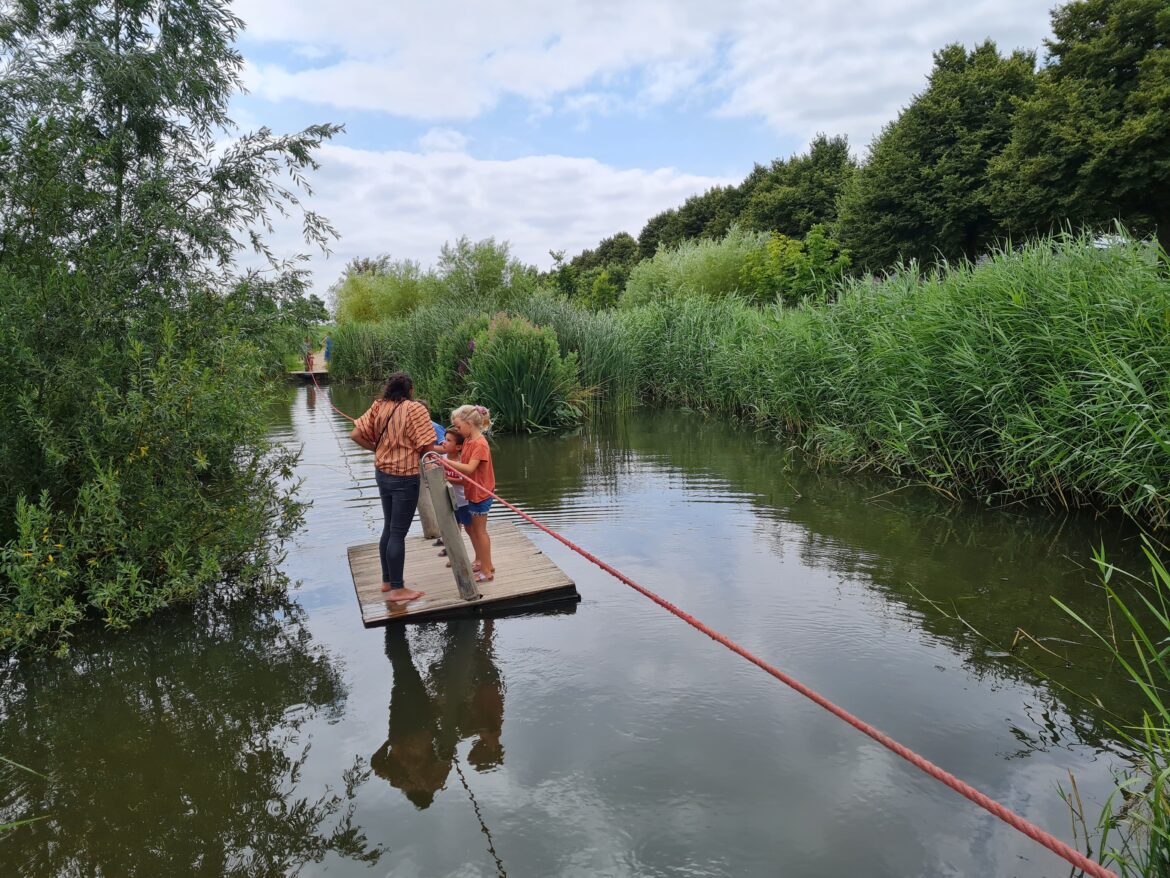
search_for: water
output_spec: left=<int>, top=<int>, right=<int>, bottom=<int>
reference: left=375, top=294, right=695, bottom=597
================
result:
left=0, top=383, right=1150, bottom=877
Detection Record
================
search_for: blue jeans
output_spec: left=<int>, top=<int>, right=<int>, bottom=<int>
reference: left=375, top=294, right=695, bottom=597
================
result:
left=375, top=471, right=420, bottom=589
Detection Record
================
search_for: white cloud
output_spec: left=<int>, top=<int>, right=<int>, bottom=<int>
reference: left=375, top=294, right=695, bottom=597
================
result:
left=236, top=0, right=1054, bottom=149
left=259, top=145, right=731, bottom=291
left=417, top=127, right=470, bottom=153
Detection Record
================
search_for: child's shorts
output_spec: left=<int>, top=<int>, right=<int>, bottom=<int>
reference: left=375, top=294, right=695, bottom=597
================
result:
left=462, top=498, right=493, bottom=522
left=455, top=504, right=472, bottom=527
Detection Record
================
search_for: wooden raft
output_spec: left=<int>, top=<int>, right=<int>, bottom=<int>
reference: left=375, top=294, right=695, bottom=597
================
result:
left=347, top=520, right=580, bottom=627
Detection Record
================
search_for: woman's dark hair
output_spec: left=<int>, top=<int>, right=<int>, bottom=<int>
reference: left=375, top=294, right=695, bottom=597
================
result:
left=382, top=371, right=414, bottom=401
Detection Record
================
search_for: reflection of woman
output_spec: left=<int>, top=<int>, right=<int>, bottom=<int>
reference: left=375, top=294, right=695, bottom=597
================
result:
left=370, top=628, right=450, bottom=808
left=371, top=621, right=504, bottom=809
left=349, top=372, right=437, bottom=603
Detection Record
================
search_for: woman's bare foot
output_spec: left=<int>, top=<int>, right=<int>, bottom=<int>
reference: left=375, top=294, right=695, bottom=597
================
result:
left=385, top=587, right=425, bottom=602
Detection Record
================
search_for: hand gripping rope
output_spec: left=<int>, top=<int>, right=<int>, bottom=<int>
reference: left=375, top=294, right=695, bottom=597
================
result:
left=313, top=375, right=1118, bottom=878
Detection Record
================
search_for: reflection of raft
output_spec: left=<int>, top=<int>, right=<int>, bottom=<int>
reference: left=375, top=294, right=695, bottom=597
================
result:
left=348, top=519, right=579, bottom=626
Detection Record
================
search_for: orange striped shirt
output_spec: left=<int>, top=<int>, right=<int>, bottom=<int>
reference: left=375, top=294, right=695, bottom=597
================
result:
left=353, top=399, right=437, bottom=476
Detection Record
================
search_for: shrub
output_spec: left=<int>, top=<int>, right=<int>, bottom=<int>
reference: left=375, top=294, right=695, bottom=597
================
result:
left=467, top=315, right=587, bottom=432
left=621, top=226, right=767, bottom=308
left=0, top=272, right=304, bottom=654
left=331, top=259, right=439, bottom=323
left=740, top=225, right=851, bottom=305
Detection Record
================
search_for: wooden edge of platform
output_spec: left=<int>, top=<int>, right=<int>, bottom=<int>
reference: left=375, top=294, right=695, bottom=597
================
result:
left=356, top=584, right=580, bottom=628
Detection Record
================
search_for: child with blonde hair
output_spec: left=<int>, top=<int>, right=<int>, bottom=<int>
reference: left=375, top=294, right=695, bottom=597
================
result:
left=445, top=404, right=496, bottom=582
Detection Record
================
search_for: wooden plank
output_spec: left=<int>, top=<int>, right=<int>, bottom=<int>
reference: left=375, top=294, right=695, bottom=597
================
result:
left=348, top=519, right=579, bottom=627
left=421, top=462, right=478, bottom=600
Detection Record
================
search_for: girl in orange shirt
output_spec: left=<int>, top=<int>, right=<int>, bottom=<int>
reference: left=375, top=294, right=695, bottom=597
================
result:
left=446, top=404, right=496, bottom=582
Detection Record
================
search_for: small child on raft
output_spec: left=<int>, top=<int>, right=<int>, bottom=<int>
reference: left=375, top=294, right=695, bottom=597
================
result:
left=444, top=405, right=495, bottom=583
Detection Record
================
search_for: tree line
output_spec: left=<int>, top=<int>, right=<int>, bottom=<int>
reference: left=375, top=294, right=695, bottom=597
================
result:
left=548, top=0, right=1169, bottom=304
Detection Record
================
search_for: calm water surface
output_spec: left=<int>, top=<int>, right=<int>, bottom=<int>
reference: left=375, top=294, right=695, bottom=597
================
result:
left=0, top=383, right=1149, bottom=877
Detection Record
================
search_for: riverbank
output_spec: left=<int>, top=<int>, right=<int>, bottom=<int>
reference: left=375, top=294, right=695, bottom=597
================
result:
left=331, top=235, right=1170, bottom=526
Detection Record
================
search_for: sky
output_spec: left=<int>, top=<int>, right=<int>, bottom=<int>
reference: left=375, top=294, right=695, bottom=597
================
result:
left=229, top=0, right=1058, bottom=291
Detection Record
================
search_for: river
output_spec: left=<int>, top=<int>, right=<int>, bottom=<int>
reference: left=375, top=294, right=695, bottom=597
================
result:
left=0, top=382, right=1149, bottom=877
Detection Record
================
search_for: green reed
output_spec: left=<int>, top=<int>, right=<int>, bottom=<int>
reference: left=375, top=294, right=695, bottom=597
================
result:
left=1056, top=542, right=1170, bottom=876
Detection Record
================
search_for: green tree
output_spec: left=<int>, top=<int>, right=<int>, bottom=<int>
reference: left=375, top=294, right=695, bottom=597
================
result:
left=838, top=41, right=1036, bottom=270
left=437, top=236, right=536, bottom=307
left=561, top=231, right=639, bottom=306
left=0, top=0, right=339, bottom=651
left=990, top=0, right=1170, bottom=251
left=742, top=134, right=857, bottom=237
left=331, top=258, right=437, bottom=322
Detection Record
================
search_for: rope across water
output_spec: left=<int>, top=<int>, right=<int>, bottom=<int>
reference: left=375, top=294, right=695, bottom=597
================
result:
left=315, top=378, right=1119, bottom=878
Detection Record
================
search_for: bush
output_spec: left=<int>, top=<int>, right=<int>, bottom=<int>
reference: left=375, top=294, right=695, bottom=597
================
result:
left=740, top=225, right=851, bottom=306
left=467, top=315, right=588, bottom=432
left=621, top=226, right=766, bottom=308
left=0, top=271, right=304, bottom=654
left=331, top=260, right=439, bottom=323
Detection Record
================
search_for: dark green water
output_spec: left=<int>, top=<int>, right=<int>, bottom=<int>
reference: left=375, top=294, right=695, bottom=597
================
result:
left=0, top=383, right=1151, bottom=877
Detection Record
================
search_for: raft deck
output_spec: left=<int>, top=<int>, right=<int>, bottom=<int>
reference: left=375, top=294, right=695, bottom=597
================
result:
left=348, top=519, right=579, bottom=626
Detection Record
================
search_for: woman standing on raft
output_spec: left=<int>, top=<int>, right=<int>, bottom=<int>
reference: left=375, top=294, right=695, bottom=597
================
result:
left=350, top=372, right=437, bottom=603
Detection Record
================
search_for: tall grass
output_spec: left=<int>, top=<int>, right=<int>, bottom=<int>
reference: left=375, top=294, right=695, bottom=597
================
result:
left=513, top=293, right=638, bottom=405
left=622, top=235, right=1170, bottom=522
left=466, top=315, right=588, bottom=432
left=1057, top=542, right=1170, bottom=876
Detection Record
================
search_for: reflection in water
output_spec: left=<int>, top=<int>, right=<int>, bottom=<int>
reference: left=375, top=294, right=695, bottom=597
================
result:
left=0, top=591, right=384, bottom=876
left=372, top=620, right=504, bottom=810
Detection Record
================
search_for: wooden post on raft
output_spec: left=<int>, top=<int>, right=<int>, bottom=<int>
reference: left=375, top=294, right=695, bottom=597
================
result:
left=416, top=471, right=441, bottom=540
left=420, top=455, right=480, bottom=601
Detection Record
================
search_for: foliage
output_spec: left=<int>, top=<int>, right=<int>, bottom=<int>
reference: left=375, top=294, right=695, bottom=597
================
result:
left=547, top=232, right=640, bottom=308
left=437, top=236, right=538, bottom=309
left=467, top=315, right=587, bottom=432
left=740, top=133, right=857, bottom=238
left=621, top=233, right=1170, bottom=522
left=1055, top=541, right=1170, bottom=876
left=990, top=0, right=1170, bottom=252
left=837, top=41, right=1037, bottom=270
left=513, top=292, right=638, bottom=405
left=331, top=258, right=438, bottom=323
left=0, top=0, right=339, bottom=287
left=634, top=135, right=854, bottom=260
left=622, top=226, right=766, bottom=308
left=637, top=185, right=748, bottom=258
left=740, top=225, right=851, bottom=306
left=428, top=313, right=491, bottom=415
left=0, top=1, right=336, bottom=652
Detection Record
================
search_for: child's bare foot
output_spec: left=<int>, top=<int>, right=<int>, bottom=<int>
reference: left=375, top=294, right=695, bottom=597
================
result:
left=385, top=587, right=425, bottom=602
left=474, top=571, right=494, bottom=583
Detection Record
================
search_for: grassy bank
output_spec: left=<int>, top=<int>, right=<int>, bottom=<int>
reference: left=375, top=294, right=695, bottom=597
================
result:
left=333, top=234, right=1170, bottom=524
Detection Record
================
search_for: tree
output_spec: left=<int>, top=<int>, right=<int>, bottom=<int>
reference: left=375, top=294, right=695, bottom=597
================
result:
left=990, top=0, right=1170, bottom=251
left=837, top=41, right=1037, bottom=270
left=437, top=236, right=536, bottom=307
left=0, top=0, right=340, bottom=290
left=557, top=231, right=639, bottom=306
left=742, top=134, right=856, bottom=237
left=0, top=1, right=340, bottom=651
